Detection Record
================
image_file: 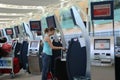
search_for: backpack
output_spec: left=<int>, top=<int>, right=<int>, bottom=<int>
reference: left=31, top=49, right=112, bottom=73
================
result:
left=2, top=43, right=12, bottom=53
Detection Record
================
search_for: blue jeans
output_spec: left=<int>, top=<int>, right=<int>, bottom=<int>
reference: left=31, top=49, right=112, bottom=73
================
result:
left=42, top=53, right=51, bottom=80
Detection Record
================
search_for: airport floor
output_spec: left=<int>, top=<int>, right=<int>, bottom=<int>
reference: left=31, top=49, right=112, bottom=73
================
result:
left=0, top=70, right=41, bottom=80
left=0, top=66, right=115, bottom=80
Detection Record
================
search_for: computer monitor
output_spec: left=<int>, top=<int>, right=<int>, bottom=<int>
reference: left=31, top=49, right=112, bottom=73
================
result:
left=14, top=26, right=20, bottom=34
left=70, top=8, right=77, bottom=25
left=91, top=1, right=114, bottom=20
left=5, top=28, right=13, bottom=35
left=30, top=20, right=41, bottom=31
left=30, top=41, right=39, bottom=48
left=116, top=37, right=120, bottom=46
left=94, top=39, right=110, bottom=50
left=46, top=15, right=57, bottom=28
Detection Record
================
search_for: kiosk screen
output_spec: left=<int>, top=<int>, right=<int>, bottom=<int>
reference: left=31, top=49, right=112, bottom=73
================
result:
left=14, top=26, right=20, bottom=34
left=30, top=20, right=41, bottom=31
left=46, top=15, right=56, bottom=28
left=116, top=37, right=120, bottom=46
left=30, top=41, right=38, bottom=48
left=5, top=28, right=13, bottom=35
left=94, top=39, right=110, bottom=50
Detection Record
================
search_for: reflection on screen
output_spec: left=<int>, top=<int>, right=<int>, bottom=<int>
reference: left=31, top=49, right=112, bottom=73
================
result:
left=94, top=39, right=110, bottom=50
left=30, top=41, right=38, bottom=48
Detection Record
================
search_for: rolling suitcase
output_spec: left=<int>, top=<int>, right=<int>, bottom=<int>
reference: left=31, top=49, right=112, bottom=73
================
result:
left=47, top=72, right=53, bottom=80
left=20, top=41, right=28, bottom=70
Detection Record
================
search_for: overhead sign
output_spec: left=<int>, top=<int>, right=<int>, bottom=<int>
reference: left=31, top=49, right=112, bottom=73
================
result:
left=91, top=1, right=113, bottom=20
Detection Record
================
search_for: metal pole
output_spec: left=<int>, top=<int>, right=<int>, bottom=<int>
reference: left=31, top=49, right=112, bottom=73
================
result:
left=88, top=0, right=92, bottom=36
left=92, top=20, right=95, bottom=37
left=113, top=19, right=115, bottom=37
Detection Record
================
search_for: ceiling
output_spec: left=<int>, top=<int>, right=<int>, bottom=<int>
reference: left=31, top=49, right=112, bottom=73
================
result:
left=0, top=0, right=85, bottom=28
left=0, top=0, right=66, bottom=28
left=0, top=8, right=38, bottom=13
left=0, top=0, right=60, bottom=6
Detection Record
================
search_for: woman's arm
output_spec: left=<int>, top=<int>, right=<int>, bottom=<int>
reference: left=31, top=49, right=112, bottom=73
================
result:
left=45, top=36, right=64, bottom=50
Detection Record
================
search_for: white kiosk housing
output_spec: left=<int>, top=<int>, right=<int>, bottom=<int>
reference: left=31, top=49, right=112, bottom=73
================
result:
left=90, top=36, right=115, bottom=80
left=27, top=40, right=41, bottom=74
left=90, top=36, right=114, bottom=66
left=28, top=41, right=40, bottom=56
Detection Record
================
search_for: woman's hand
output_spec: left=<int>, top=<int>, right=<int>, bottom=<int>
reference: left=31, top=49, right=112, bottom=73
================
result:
left=61, top=47, right=66, bottom=51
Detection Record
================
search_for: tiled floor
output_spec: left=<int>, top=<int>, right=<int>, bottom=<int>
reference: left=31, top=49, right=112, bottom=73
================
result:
left=0, top=70, right=41, bottom=80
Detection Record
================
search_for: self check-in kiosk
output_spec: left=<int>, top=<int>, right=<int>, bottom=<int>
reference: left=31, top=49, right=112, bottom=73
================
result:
left=90, top=36, right=115, bottom=80
left=14, top=26, right=20, bottom=38
left=27, top=20, right=42, bottom=74
left=28, top=41, right=40, bottom=55
left=28, top=40, right=41, bottom=74
left=5, top=28, right=14, bottom=42
left=46, top=15, right=67, bottom=61
left=91, top=37, right=114, bottom=65
left=90, top=1, right=115, bottom=80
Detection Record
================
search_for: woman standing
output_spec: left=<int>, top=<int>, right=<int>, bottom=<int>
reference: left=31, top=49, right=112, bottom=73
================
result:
left=42, top=27, right=65, bottom=80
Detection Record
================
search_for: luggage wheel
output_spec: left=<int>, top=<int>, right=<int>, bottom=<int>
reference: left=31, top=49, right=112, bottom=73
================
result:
left=10, top=72, right=15, bottom=78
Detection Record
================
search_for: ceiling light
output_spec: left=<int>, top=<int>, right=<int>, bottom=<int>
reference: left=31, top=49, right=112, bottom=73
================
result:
left=0, top=22, right=8, bottom=23
left=0, top=13, right=25, bottom=16
left=0, top=18, right=14, bottom=20
left=28, top=12, right=33, bottom=16
left=19, top=17, right=22, bottom=20
left=0, top=3, right=43, bottom=10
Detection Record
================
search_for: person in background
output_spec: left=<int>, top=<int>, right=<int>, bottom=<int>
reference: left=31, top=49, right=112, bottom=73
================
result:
left=42, top=27, right=65, bottom=80
left=39, top=40, right=43, bottom=55
left=0, top=37, right=7, bottom=43
left=0, top=37, right=8, bottom=58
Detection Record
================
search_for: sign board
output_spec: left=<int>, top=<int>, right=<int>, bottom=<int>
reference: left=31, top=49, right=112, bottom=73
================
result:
left=91, top=1, right=113, bottom=20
